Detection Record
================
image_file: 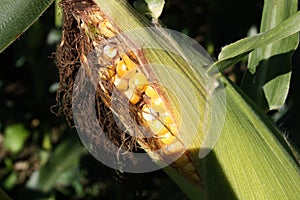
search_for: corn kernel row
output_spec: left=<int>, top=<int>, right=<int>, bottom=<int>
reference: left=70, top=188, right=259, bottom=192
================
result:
left=80, top=11, right=202, bottom=184
left=97, top=40, right=201, bottom=184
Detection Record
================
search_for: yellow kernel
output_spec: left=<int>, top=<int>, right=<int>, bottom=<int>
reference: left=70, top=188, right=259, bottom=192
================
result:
left=129, top=92, right=141, bottom=105
left=145, top=86, right=159, bottom=98
left=131, top=72, right=148, bottom=93
left=116, top=56, right=137, bottom=78
left=125, top=88, right=141, bottom=105
left=122, top=54, right=137, bottom=70
left=113, top=75, right=128, bottom=91
left=164, top=116, right=173, bottom=126
left=116, top=60, right=128, bottom=77
left=160, top=132, right=177, bottom=144
left=108, top=66, right=115, bottom=77
left=149, top=119, right=169, bottom=136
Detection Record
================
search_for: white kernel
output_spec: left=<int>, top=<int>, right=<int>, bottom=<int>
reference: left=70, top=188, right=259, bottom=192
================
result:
left=142, top=106, right=156, bottom=121
left=103, top=45, right=117, bottom=58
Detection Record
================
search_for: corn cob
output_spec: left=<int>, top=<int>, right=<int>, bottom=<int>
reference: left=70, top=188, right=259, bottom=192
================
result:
left=57, top=0, right=203, bottom=186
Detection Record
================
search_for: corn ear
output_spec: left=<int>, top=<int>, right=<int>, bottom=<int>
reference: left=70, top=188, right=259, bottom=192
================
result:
left=56, top=0, right=300, bottom=199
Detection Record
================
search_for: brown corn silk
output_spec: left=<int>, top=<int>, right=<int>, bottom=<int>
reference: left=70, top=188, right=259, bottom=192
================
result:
left=55, top=0, right=203, bottom=186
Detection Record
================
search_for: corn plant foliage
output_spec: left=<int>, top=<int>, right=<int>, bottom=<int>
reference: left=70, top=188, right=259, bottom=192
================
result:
left=241, top=0, right=299, bottom=111
left=209, top=11, right=300, bottom=74
left=133, top=0, right=165, bottom=20
left=26, top=138, right=86, bottom=192
left=0, top=0, right=54, bottom=53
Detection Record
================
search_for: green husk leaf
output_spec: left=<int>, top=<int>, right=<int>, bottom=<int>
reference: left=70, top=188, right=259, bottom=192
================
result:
left=0, top=0, right=54, bottom=53
left=208, top=10, right=300, bottom=74
left=204, top=77, right=300, bottom=199
left=240, top=0, right=298, bottom=111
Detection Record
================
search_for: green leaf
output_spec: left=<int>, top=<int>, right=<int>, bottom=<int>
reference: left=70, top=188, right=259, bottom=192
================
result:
left=4, top=123, right=30, bottom=154
left=240, top=0, right=298, bottom=111
left=2, top=172, right=17, bottom=190
left=26, top=138, right=86, bottom=192
left=262, top=72, right=291, bottom=110
left=0, top=0, right=54, bottom=53
left=134, top=0, right=165, bottom=20
left=202, top=77, right=300, bottom=199
left=208, top=10, right=300, bottom=74
left=145, top=0, right=165, bottom=19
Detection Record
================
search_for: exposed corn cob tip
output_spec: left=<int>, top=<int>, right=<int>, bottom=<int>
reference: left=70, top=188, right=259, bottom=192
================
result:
left=58, top=0, right=203, bottom=186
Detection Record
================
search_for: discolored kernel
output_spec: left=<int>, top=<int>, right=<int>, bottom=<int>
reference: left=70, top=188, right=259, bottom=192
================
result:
left=137, top=111, right=150, bottom=126
left=103, top=45, right=117, bottom=58
left=98, top=65, right=115, bottom=80
left=141, top=105, right=156, bottom=121
left=99, top=67, right=109, bottom=80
